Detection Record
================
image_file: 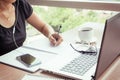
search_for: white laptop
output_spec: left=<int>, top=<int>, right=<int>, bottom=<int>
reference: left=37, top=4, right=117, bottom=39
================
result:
left=40, top=13, right=120, bottom=80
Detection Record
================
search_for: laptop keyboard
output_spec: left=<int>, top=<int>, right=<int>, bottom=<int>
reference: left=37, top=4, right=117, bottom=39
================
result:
left=60, top=54, right=98, bottom=76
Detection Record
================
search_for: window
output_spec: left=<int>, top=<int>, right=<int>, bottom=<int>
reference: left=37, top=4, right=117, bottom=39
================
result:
left=26, top=0, right=119, bottom=38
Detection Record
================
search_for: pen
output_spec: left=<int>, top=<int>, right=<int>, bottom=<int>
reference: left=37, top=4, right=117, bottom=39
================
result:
left=58, top=25, right=62, bottom=34
left=55, top=25, right=62, bottom=42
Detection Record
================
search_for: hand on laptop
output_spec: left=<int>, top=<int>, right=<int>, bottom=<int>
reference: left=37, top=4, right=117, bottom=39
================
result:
left=49, top=33, right=63, bottom=46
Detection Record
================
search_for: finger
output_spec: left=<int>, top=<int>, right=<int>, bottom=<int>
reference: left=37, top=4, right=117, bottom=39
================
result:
left=55, top=37, right=63, bottom=46
left=50, top=33, right=63, bottom=46
left=49, top=36, right=57, bottom=46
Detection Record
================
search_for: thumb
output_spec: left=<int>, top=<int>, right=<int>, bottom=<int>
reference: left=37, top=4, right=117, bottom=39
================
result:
left=49, top=35, right=57, bottom=46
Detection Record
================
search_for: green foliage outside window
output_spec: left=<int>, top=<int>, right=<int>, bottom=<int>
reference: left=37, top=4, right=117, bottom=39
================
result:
left=27, top=6, right=115, bottom=37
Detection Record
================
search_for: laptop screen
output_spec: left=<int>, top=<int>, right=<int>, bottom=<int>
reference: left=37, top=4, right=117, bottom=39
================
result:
left=95, top=13, right=120, bottom=80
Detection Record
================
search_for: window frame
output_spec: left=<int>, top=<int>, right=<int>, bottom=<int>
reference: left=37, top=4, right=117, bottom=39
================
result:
left=28, top=0, right=120, bottom=11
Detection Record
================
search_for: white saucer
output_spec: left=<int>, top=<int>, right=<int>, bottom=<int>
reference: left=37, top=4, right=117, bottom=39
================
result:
left=75, top=37, right=97, bottom=45
left=80, top=37, right=97, bottom=42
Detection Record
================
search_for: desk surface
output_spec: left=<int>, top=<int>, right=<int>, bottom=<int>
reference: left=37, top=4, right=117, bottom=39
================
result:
left=0, top=22, right=120, bottom=80
left=0, top=56, right=120, bottom=80
left=0, top=64, right=26, bottom=80
left=98, top=56, right=120, bottom=80
left=0, top=63, right=65, bottom=80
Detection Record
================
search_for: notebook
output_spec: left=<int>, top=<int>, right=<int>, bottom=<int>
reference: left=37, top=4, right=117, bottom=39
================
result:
left=0, top=47, right=57, bottom=72
left=40, top=13, right=120, bottom=80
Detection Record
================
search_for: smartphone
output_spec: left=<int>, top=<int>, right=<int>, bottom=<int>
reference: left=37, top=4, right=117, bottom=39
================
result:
left=16, top=54, right=41, bottom=67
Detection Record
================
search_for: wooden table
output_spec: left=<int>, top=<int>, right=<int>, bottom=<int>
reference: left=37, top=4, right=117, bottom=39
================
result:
left=0, top=56, right=120, bottom=80
left=0, top=63, right=65, bottom=80
left=0, top=64, right=26, bottom=80
left=98, top=56, right=120, bottom=80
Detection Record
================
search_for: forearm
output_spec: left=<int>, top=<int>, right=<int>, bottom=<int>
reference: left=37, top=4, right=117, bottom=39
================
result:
left=40, top=24, right=55, bottom=38
left=27, top=12, right=63, bottom=46
left=27, top=12, right=55, bottom=38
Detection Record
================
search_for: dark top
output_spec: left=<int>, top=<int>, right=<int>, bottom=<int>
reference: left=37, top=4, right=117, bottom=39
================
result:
left=0, top=0, right=33, bottom=55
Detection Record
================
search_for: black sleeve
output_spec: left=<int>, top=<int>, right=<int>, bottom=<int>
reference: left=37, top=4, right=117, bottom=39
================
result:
left=19, top=0, right=33, bottom=19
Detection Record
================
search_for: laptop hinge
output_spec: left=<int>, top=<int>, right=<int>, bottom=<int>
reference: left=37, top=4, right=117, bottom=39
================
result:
left=91, top=75, right=95, bottom=80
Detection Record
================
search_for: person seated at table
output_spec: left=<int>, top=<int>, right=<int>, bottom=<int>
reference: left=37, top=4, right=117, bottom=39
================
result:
left=0, top=0, right=63, bottom=56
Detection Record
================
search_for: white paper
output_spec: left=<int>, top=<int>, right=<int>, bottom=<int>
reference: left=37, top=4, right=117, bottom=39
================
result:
left=0, top=47, right=57, bottom=72
left=22, top=74, right=63, bottom=80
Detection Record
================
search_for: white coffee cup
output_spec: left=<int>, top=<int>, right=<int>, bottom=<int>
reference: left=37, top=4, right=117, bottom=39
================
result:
left=78, top=27, right=94, bottom=43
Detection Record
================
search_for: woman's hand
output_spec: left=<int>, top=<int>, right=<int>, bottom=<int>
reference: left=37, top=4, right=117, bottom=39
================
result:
left=49, top=33, right=63, bottom=46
